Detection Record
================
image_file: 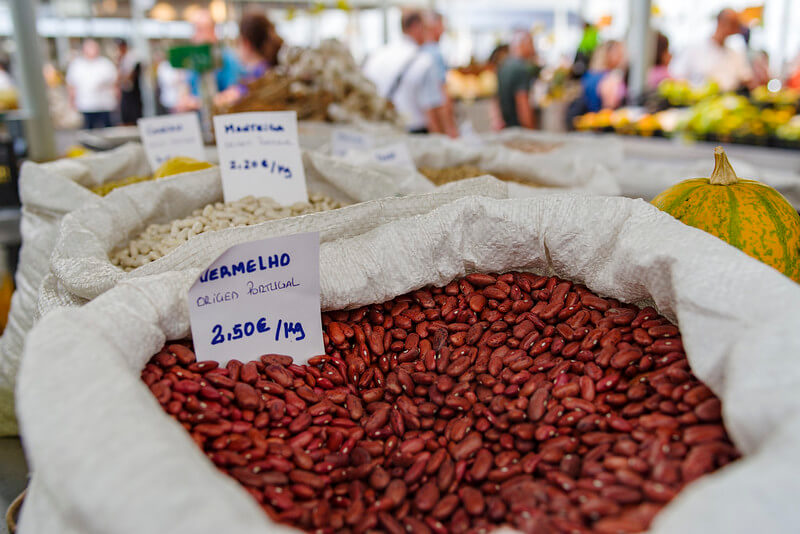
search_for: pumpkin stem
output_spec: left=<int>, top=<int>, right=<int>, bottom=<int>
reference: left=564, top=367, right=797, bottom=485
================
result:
left=709, top=146, right=739, bottom=186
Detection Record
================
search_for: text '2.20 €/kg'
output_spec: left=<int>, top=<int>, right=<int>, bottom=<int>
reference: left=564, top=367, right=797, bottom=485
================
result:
left=228, top=158, right=293, bottom=179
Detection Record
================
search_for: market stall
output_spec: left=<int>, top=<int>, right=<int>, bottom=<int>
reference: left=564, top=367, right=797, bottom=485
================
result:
left=1, top=1, right=800, bottom=533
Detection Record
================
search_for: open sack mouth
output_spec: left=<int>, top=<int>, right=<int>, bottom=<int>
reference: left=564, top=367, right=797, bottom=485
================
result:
left=19, top=193, right=800, bottom=534
left=143, top=270, right=737, bottom=534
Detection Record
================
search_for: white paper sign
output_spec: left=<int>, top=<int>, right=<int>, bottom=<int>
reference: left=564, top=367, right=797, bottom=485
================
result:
left=369, top=142, right=416, bottom=170
left=138, top=113, right=207, bottom=171
left=213, top=111, right=308, bottom=205
left=331, top=128, right=373, bottom=156
left=187, top=231, right=324, bottom=364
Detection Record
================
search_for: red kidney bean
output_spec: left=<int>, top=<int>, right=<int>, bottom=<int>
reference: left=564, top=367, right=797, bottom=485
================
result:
left=144, top=272, right=737, bottom=534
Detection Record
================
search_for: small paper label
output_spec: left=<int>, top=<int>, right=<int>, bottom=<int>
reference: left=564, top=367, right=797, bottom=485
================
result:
left=370, top=142, right=416, bottom=170
left=331, top=128, right=373, bottom=156
left=213, top=111, right=308, bottom=205
left=138, top=113, right=206, bottom=171
left=187, top=232, right=324, bottom=364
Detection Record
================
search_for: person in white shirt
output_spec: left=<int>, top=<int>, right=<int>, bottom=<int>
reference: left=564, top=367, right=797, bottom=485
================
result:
left=155, top=53, right=185, bottom=114
left=66, top=39, right=118, bottom=129
left=363, top=11, right=447, bottom=134
left=671, top=8, right=753, bottom=92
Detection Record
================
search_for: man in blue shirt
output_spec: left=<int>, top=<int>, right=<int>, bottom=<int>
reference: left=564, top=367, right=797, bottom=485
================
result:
left=180, top=8, right=241, bottom=111
left=422, top=12, right=458, bottom=137
left=364, top=11, right=448, bottom=134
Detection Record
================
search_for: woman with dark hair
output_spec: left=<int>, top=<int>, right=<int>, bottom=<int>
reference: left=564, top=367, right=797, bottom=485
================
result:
left=214, top=11, right=283, bottom=108
left=647, top=32, right=672, bottom=90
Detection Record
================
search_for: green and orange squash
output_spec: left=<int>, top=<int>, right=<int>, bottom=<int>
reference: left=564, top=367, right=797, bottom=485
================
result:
left=651, top=147, right=800, bottom=283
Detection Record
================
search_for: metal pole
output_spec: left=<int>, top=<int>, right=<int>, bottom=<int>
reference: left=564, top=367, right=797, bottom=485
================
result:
left=9, top=0, right=57, bottom=162
left=381, top=0, right=389, bottom=45
left=131, top=0, right=156, bottom=117
left=776, top=0, right=791, bottom=75
left=626, top=0, right=653, bottom=105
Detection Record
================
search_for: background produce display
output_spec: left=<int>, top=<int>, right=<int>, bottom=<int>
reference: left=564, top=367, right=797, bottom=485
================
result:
left=145, top=272, right=738, bottom=533
left=446, top=64, right=498, bottom=101
left=574, top=85, right=800, bottom=149
left=215, top=40, right=398, bottom=125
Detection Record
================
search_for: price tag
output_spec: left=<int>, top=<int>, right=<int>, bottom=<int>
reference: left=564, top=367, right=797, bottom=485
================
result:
left=331, top=128, right=373, bottom=156
left=369, top=142, right=416, bottom=170
left=213, top=111, right=308, bottom=205
left=187, top=232, right=324, bottom=365
left=137, top=113, right=206, bottom=171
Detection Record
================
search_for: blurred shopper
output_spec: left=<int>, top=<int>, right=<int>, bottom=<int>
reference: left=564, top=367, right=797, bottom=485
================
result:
left=496, top=31, right=539, bottom=129
left=787, top=53, right=800, bottom=90
left=0, top=56, right=13, bottom=91
left=214, top=11, right=283, bottom=109
left=116, top=39, right=142, bottom=125
left=750, top=50, right=771, bottom=87
left=581, top=41, right=627, bottom=112
left=488, top=44, right=510, bottom=131
left=647, top=32, right=672, bottom=90
left=423, top=11, right=458, bottom=137
left=671, top=8, right=753, bottom=91
left=571, top=21, right=600, bottom=79
left=179, top=8, right=241, bottom=111
left=156, top=52, right=184, bottom=114
left=488, top=44, right=510, bottom=71
left=363, top=11, right=448, bottom=134
left=66, top=39, right=118, bottom=129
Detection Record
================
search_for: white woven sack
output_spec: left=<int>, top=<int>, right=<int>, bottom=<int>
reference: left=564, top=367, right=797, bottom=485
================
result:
left=297, top=120, right=403, bottom=150
left=19, top=194, right=800, bottom=533
left=310, top=132, right=622, bottom=196
left=45, top=177, right=508, bottom=308
left=0, top=143, right=153, bottom=435
left=480, top=129, right=623, bottom=164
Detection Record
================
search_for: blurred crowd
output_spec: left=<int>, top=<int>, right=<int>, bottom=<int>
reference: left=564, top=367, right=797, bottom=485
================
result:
left=56, top=8, right=284, bottom=130
left=364, top=6, right=800, bottom=134
left=4, top=5, right=800, bottom=135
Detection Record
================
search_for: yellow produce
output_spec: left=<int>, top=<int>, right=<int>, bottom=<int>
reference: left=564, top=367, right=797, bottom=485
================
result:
left=65, top=145, right=91, bottom=158
left=652, top=147, right=800, bottom=282
left=90, top=158, right=213, bottom=196
left=90, top=175, right=155, bottom=196
left=153, top=157, right=214, bottom=178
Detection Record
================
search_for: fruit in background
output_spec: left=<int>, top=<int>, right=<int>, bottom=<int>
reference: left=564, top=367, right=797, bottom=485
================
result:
left=776, top=115, right=800, bottom=141
left=153, top=157, right=214, bottom=179
left=65, top=145, right=91, bottom=158
left=635, top=114, right=660, bottom=136
left=658, top=80, right=719, bottom=107
left=0, top=89, right=18, bottom=112
left=90, top=175, right=154, bottom=196
left=751, top=85, right=800, bottom=107
left=446, top=69, right=498, bottom=100
left=652, top=147, right=800, bottom=282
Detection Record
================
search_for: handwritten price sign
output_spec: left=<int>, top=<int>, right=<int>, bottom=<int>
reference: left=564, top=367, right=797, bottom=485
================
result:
left=187, top=232, right=324, bottom=364
left=209, top=316, right=305, bottom=346
left=138, top=113, right=206, bottom=172
left=213, top=111, right=308, bottom=205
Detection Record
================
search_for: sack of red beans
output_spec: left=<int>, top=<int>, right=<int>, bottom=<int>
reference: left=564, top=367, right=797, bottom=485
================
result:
left=18, top=194, right=800, bottom=533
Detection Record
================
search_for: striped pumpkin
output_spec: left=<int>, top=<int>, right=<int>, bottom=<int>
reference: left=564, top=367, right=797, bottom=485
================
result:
left=652, top=147, right=800, bottom=283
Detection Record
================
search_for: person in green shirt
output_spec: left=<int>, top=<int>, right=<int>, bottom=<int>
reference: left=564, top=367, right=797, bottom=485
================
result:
left=496, top=31, right=540, bottom=129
